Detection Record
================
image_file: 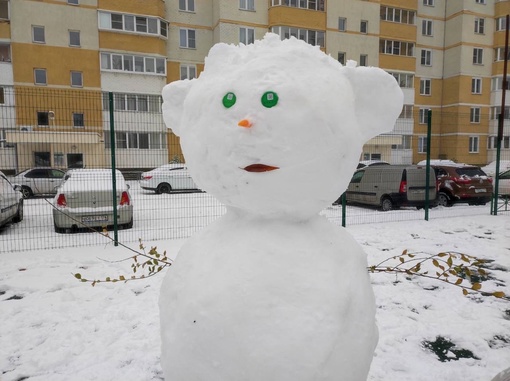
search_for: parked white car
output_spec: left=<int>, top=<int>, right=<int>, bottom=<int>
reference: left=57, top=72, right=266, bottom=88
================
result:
left=52, top=169, right=133, bottom=233
left=481, top=160, right=510, bottom=177
left=0, top=171, right=23, bottom=228
left=12, top=167, right=66, bottom=198
left=496, top=169, right=510, bottom=196
left=139, top=164, right=199, bottom=194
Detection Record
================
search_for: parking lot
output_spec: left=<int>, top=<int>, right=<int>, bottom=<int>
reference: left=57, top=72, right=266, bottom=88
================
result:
left=0, top=180, right=498, bottom=253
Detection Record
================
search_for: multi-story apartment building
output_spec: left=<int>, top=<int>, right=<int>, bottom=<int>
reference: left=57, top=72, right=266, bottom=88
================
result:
left=0, top=0, right=509, bottom=174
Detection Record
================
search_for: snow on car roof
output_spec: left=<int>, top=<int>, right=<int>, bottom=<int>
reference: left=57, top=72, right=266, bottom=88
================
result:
left=60, top=169, right=127, bottom=192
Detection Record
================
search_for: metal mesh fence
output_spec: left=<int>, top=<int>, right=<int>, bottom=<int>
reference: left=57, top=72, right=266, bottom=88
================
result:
left=0, top=88, right=508, bottom=252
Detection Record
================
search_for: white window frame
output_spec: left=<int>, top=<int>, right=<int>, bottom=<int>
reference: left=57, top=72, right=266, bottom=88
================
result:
left=32, top=25, right=45, bottom=43
left=419, top=108, right=430, bottom=124
left=389, top=72, right=414, bottom=88
left=67, top=0, right=79, bottom=4
left=271, top=26, right=325, bottom=48
left=475, top=0, right=486, bottom=4
left=399, top=104, right=413, bottom=119
left=179, top=0, right=195, bottom=12
left=473, top=48, right=484, bottom=65
left=240, top=27, right=255, bottom=45
left=98, top=12, right=168, bottom=38
left=180, top=28, right=196, bottom=49
left=180, top=64, right=197, bottom=80
left=496, top=17, right=507, bottom=31
left=470, top=107, right=481, bottom=123
left=421, top=49, right=432, bottom=66
left=100, top=52, right=166, bottom=75
left=69, top=30, right=80, bottom=47
left=338, top=17, right=346, bottom=32
left=422, top=19, right=433, bottom=36
left=469, top=136, right=479, bottom=153
left=418, top=136, right=428, bottom=153
left=472, top=77, right=482, bottom=94
left=474, top=17, right=485, bottom=34
left=423, top=0, right=434, bottom=6
left=70, top=71, right=83, bottom=87
left=359, top=54, right=368, bottom=66
left=239, top=0, right=254, bottom=11
left=381, top=7, right=416, bottom=25
left=360, top=20, right=368, bottom=34
left=420, top=78, right=431, bottom=95
left=34, top=68, right=47, bottom=85
left=73, top=112, right=84, bottom=128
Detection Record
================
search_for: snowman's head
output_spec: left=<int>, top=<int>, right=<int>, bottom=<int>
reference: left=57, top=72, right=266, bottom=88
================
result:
left=162, top=33, right=403, bottom=220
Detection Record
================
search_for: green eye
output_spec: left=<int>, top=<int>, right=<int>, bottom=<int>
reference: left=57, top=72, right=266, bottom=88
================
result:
left=261, top=91, right=278, bottom=108
left=222, top=92, right=236, bottom=108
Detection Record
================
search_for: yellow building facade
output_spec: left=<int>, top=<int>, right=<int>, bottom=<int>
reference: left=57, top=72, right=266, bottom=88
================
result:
left=0, top=0, right=509, bottom=173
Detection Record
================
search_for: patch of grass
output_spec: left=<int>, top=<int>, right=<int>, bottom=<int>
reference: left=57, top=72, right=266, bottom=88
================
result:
left=422, top=336, right=480, bottom=362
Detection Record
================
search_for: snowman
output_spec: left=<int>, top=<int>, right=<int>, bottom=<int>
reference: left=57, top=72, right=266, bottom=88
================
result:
left=160, top=33, right=403, bottom=381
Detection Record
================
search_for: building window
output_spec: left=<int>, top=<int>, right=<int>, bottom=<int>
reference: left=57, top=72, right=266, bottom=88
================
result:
left=34, top=69, right=47, bottom=85
left=422, top=19, right=433, bottom=36
left=71, top=71, right=83, bottom=87
left=469, top=136, right=479, bottom=153
left=101, top=52, right=166, bottom=75
left=179, top=0, right=195, bottom=12
left=106, top=132, right=166, bottom=150
left=0, top=1, right=9, bottom=19
left=420, top=49, right=432, bottom=66
left=338, top=17, right=346, bottom=31
left=472, top=77, right=482, bottom=94
left=494, top=47, right=507, bottom=62
left=32, top=26, right=45, bottom=43
left=0, top=43, right=10, bottom=62
left=73, top=113, right=84, bottom=128
left=271, top=26, right=325, bottom=48
left=67, top=0, right=79, bottom=4
left=180, top=64, right=197, bottom=80
left=399, top=104, right=413, bottom=119
left=474, top=17, right=485, bottom=34
left=496, top=17, right=507, bottom=31
left=380, top=7, right=415, bottom=25
left=491, top=76, right=510, bottom=91
left=389, top=72, right=414, bottom=88
left=359, top=54, right=368, bottom=66
left=475, top=0, right=485, bottom=4
left=420, top=78, right=431, bottom=95
left=180, top=28, right=196, bottom=48
left=419, top=108, right=430, bottom=124
left=473, top=48, right=483, bottom=64
left=360, top=20, right=368, bottom=34
left=271, top=0, right=325, bottom=11
left=98, top=11, right=168, bottom=38
left=338, top=52, right=346, bottom=65
left=240, top=0, right=254, bottom=11
left=69, top=30, right=80, bottom=47
left=418, top=136, right=428, bottom=153
left=105, top=93, right=160, bottom=113
left=37, top=112, right=50, bottom=126
left=0, top=87, right=4, bottom=104
left=240, top=27, right=255, bottom=45
left=470, top=107, right=481, bottom=123
left=423, top=0, right=434, bottom=5
left=34, top=152, right=51, bottom=166
left=380, top=39, right=414, bottom=57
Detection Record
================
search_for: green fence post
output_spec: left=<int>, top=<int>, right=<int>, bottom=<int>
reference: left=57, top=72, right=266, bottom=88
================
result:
left=109, top=92, right=118, bottom=246
left=424, top=109, right=432, bottom=221
left=341, top=192, right=347, bottom=227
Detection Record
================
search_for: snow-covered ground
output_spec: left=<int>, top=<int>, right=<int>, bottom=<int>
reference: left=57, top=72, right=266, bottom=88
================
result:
left=0, top=191, right=509, bottom=380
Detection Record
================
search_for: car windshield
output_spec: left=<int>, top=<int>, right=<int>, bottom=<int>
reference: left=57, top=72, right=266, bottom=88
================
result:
left=499, top=170, right=510, bottom=179
left=455, top=168, right=487, bottom=177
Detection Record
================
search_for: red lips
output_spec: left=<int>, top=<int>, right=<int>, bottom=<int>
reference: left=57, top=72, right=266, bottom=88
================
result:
left=243, top=164, right=279, bottom=173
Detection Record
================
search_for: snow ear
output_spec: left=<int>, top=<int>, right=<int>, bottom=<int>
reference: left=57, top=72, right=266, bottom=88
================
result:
left=344, top=64, right=404, bottom=142
left=162, top=79, right=194, bottom=137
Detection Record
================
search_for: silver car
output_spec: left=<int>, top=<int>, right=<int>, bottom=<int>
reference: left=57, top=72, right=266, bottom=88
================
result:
left=52, top=169, right=133, bottom=233
left=12, top=167, right=65, bottom=198
left=0, top=171, right=23, bottom=228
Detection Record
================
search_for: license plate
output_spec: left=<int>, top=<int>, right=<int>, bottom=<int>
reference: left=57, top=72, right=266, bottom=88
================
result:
left=82, top=215, right=108, bottom=223
left=475, top=188, right=486, bottom=193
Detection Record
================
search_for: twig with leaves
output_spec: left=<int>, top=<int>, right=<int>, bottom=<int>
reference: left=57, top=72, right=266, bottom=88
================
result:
left=369, top=250, right=508, bottom=301
left=74, top=239, right=172, bottom=287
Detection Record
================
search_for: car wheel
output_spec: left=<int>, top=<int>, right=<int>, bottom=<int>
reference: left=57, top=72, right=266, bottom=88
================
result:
left=157, top=183, right=172, bottom=194
left=437, top=192, right=451, bottom=207
left=21, top=186, right=33, bottom=199
left=12, top=200, right=23, bottom=223
left=380, top=197, right=393, bottom=212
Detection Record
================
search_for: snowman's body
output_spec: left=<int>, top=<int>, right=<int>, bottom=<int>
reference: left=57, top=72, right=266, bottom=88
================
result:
left=160, top=34, right=403, bottom=380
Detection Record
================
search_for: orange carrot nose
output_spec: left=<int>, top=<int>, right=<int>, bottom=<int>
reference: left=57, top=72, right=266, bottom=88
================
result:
left=238, top=119, right=252, bottom=128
